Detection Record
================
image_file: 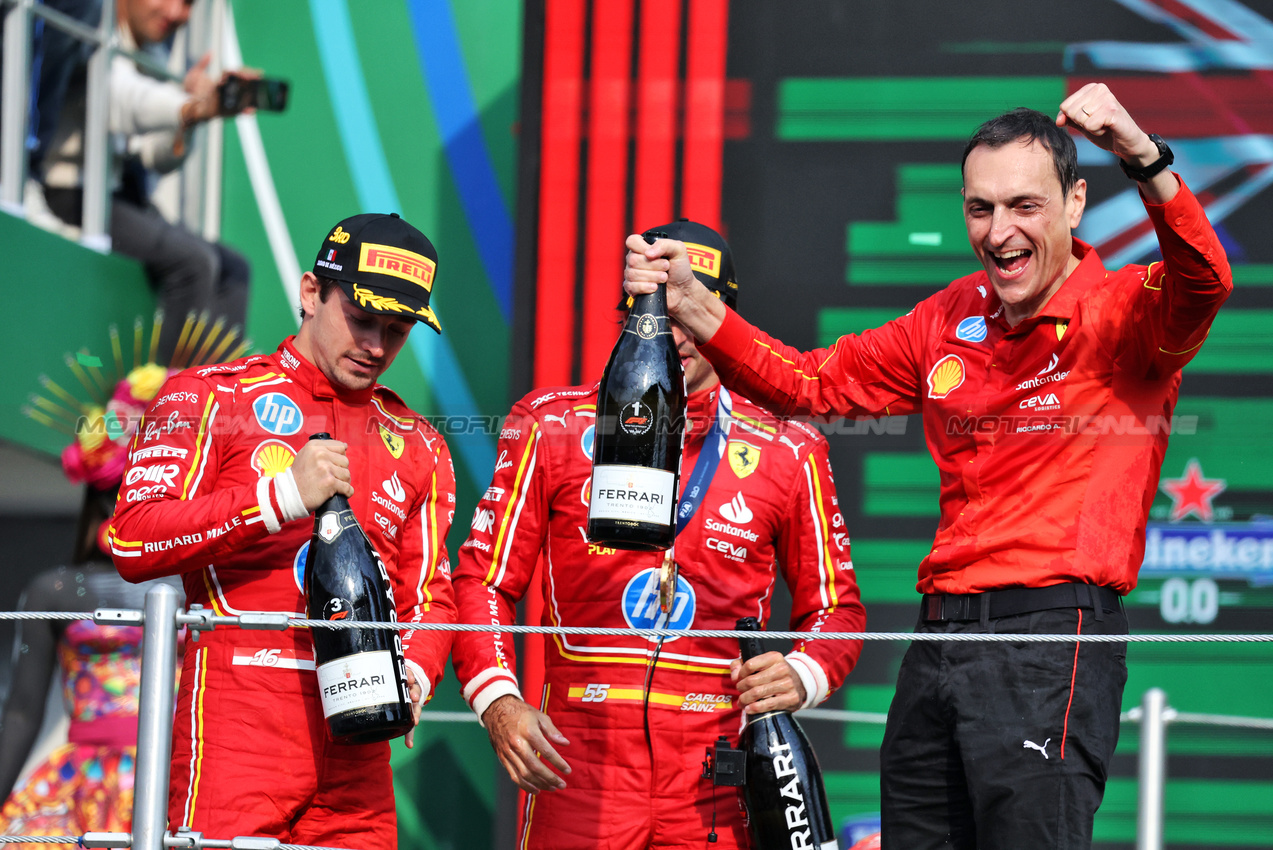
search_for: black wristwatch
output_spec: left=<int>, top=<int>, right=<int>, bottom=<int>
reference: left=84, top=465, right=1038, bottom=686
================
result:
left=1118, top=134, right=1174, bottom=182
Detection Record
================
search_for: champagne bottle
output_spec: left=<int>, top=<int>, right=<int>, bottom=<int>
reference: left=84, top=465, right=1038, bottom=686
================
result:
left=586, top=232, right=687, bottom=551
left=737, top=617, right=839, bottom=850
left=303, top=432, right=413, bottom=744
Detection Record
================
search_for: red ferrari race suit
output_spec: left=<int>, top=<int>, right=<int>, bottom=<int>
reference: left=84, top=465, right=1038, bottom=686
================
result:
left=452, top=383, right=865, bottom=850
left=110, top=337, right=457, bottom=849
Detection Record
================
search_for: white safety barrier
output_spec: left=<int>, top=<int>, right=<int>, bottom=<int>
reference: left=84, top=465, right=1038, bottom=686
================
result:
left=1, top=588, right=1270, bottom=850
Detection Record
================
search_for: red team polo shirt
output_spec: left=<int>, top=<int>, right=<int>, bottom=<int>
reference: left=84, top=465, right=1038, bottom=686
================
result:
left=700, top=179, right=1231, bottom=595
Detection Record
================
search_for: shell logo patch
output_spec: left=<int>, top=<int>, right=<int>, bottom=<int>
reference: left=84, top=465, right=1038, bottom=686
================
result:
left=379, top=423, right=404, bottom=459
left=251, top=439, right=296, bottom=478
left=727, top=441, right=762, bottom=479
left=927, top=354, right=966, bottom=399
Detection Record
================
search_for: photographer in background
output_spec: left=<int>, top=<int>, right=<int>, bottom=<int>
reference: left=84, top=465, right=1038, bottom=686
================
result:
left=39, top=0, right=264, bottom=362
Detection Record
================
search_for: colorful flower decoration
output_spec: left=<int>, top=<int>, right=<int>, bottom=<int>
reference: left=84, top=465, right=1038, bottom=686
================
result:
left=24, top=312, right=251, bottom=548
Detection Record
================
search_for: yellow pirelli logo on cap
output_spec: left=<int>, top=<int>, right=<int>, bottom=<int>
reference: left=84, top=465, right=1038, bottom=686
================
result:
left=358, top=243, right=436, bottom=291
left=685, top=242, right=721, bottom=278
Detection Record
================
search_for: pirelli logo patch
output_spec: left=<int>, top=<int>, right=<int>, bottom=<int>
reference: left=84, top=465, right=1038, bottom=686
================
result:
left=359, top=243, right=436, bottom=291
left=686, top=242, right=722, bottom=278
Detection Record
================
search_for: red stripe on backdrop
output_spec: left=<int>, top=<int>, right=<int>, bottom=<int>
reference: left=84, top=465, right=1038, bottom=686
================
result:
left=1148, top=0, right=1242, bottom=41
left=534, top=0, right=587, bottom=388
left=580, top=0, right=637, bottom=381
left=681, top=0, right=729, bottom=228
left=631, top=0, right=683, bottom=232
left=1068, top=74, right=1273, bottom=138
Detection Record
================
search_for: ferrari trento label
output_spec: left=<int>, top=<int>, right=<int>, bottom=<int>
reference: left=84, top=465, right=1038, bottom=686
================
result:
left=589, top=465, right=675, bottom=525
left=316, top=650, right=400, bottom=717
left=625, top=313, right=669, bottom=338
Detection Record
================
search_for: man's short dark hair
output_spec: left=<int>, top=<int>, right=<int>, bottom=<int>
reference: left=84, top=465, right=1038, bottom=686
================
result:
left=961, top=107, right=1080, bottom=198
left=299, top=276, right=342, bottom=320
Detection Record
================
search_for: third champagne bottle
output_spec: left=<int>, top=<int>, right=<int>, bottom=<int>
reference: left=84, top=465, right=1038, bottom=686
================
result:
left=303, top=432, right=414, bottom=744
left=586, top=232, right=687, bottom=550
left=737, top=617, right=839, bottom=850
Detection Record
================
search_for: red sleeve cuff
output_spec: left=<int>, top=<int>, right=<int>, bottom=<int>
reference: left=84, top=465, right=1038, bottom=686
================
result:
left=1141, top=173, right=1206, bottom=235
left=698, top=306, right=756, bottom=375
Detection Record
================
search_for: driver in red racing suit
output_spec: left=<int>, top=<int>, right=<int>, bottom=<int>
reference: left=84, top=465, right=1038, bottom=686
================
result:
left=110, top=213, right=457, bottom=849
left=452, top=220, right=866, bottom=850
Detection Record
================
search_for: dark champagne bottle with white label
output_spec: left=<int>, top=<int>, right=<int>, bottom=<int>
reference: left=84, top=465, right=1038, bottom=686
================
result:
left=586, top=233, right=687, bottom=551
left=737, top=617, right=839, bottom=850
left=303, top=432, right=413, bottom=744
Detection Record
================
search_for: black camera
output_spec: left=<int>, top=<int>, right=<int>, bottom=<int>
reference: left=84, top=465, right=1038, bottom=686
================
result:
left=217, top=75, right=289, bottom=113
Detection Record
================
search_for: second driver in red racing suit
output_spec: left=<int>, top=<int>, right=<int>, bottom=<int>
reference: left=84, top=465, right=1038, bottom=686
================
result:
left=452, top=220, right=866, bottom=850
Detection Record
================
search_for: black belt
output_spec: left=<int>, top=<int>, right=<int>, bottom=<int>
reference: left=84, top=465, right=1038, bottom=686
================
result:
left=921, top=583, right=1122, bottom=623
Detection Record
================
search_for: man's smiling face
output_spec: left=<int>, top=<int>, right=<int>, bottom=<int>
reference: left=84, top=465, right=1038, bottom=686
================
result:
left=963, top=138, right=1086, bottom=326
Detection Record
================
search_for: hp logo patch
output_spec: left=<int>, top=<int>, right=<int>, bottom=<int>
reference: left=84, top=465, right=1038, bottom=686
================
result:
left=253, top=393, right=304, bottom=436
left=581, top=424, right=595, bottom=461
left=621, top=568, right=695, bottom=641
left=956, top=316, right=987, bottom=343
left=292, top=541, right=309, bottom=594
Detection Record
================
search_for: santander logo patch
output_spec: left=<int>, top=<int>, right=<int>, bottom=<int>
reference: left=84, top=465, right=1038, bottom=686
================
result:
left=720, top=492, right=753, bottom=524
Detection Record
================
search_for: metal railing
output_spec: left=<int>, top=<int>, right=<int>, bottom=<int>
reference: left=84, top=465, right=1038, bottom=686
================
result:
left=1, top=595, right=1270, bottom=850
left=0, top=0, right=223, bottom=249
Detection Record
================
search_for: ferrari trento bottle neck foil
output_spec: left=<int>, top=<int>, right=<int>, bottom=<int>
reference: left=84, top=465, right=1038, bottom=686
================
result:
left=587, top=280, right=687, bottom=551
left=303, top=433, right=413, bottom=744
left=736, top=618, right=839, bottom=850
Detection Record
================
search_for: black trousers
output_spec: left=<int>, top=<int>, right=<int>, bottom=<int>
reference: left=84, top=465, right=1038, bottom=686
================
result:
left=880, top=601, right=1128, bottom=850
left=44, top=188, right=250, bottom=364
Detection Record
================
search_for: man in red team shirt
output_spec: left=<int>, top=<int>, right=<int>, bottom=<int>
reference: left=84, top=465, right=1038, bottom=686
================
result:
left=453, top=219, right=866, bottom=849
left=110, top=213, right=457, bottom=849
left=626, top=85, right=1231, bottom=849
